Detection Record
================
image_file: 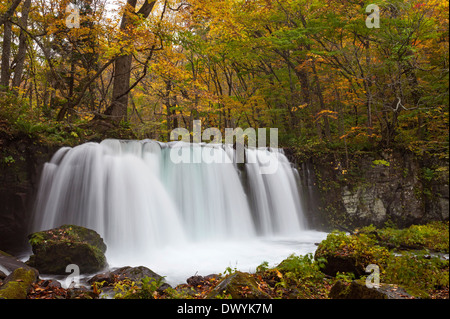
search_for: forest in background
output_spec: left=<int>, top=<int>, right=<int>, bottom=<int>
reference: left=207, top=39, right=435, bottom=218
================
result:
left=0, top=0, right=448, bottom=161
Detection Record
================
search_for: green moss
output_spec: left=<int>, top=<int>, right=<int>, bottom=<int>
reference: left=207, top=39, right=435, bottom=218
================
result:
left=324, top=222, right=450, bottom=298
left=0, top=268, right=37, bottom=299
left=113, top=276, right=166, bottom=299
left=0, top=281, right=28, bottom=299
left=0, top=250, right=13, bottom=257
left=328, top=280, right=352, bottom=299
left=273, top=254, right=329, bottom=298
left=382, top=251, right=449, bottom=298
left=29, top=225, right=107, bottom=254
left=28, top=241, right=106, bottom=275
left=359, top=221, right=449, bottom=253
left=59, top=225, right=107, bottom=253
left=27, top=225, right=107, bottom=275
left=315, top=231, right=391, bottom=271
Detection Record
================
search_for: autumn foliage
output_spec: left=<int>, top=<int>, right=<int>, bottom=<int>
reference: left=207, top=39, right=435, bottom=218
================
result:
left=0, top=0, right=447, bottom=158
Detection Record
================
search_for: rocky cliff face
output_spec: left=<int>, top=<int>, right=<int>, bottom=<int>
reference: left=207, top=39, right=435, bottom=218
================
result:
left=297, top=149, right=449, bottom=231
left=0, top=134, right=56, bottom=254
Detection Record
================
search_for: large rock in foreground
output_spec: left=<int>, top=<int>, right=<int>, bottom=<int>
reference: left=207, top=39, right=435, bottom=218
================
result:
left=26, top=225, right=107, bottom=275
left=207, top=271, right=271, bottom=299
left=329, top=280, right=416, bottom=299
left=1, top=250, right=39, bottom=280
left=0, top=268, right=38, bottom=299
left=88, top=266, right=165, bottom=287
left=88, top=266, right=169, bottom=299
left=314, top=231, right=390, bottom=278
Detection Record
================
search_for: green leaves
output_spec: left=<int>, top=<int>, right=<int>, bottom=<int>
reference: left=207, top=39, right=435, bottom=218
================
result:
left=383, top=251, right=449, bottom=298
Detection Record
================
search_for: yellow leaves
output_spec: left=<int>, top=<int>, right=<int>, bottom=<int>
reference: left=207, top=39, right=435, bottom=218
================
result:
left=291, top=104, right=308, bottom=113
left=92, top=282, right=100, bottom=296
left=315, top=110, right=338, bottom=121
left=295, top=59, right=314, bottom=71
left=340, top=126, right=365, bottom=140
left=306, top=52, right=325, bottom=63
left=275, top=269, right=283, bottom=279
left=340, top=126, right=380, bottom=141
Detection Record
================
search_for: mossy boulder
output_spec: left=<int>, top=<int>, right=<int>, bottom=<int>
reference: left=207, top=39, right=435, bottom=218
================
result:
left=88, top=266, right=169, bottom=299
left=26, top=225, right=107, bottom=275
left=1, top=250, right=39, bottom=281
left=88, top=266, right=164, bottom=287
left=207, top=271, right=271, bottom=299
left=0, top=268, right=38, bottom=299
left=329, top=280, right=415, bottom=299
left=315, top=231, right=390, bottom=278
left=318, top=254, right=365, bottom=278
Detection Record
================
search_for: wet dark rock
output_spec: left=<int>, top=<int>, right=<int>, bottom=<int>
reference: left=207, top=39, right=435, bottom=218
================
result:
left=186, top=274, right=220, bottom=287
left=41, top=279, right=62, bottom=290
left=0, top=250, right=39, bottom=279
left=87, top=272, right=116, bottom=286
left=329, top=280, right=416, bottom=299
left=26, top=225, right=107, bottom=275
left=187, top=275, right=205, bottom=286
left=318, top=255, right=365, bottom=278
left=207, top=271, right=271, bottom=299
left=88, top=266, right=166, bottom=287
left=67, top=286, right=99, bottom=299
left=110, top=266, right=164, bottom=283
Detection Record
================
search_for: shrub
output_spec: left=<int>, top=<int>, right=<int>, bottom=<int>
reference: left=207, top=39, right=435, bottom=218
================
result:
left=277, top=253, right=326, bottom=283
left=113, top=276, right=166, bottom=299
left=315, top=231, right=391, bottom=271
left=360, top=221, right=449, bottom=253
left=382, top=251, right=449, bottom=298
left=270, top=253, right=328, bottom=298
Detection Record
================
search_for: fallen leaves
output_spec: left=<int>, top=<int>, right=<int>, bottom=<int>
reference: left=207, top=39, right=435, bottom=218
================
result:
left=28, top=280, right=68, bottom=299
left=187, top=275, right=221, bottom=299
left=27, top=279, right=101, bottom=299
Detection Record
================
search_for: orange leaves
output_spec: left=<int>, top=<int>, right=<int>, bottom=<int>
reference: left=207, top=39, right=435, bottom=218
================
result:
left=274, top=269, right=283, bottom=279
left=340, top=126, right=379, bottom=140
left=183, top=275, right=221, bottom=299
left=291, top=103, right=308, bottom=113
left=295, top=59, right=314, bottom=72
left=315, top=110, right=338, bottom=121
left=28, top=280, right=68, bottom=299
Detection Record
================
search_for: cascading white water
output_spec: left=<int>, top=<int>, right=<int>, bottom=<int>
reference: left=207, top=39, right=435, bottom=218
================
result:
left=31, top=139, right=326, bottom=284
left=160, top=143, right=257, bottom=240
left=245, top=148, right=306, bottom=235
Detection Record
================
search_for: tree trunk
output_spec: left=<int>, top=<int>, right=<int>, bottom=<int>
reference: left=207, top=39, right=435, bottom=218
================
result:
left=165, top=79, right=173, bottom=140
left=105, top=0, right=157, bottom=123
left=107, top=54, right=133, bottom=121
left=311, top=63, right=331, bottom=141
left=0, top=20, right=12, bottom=90
left=57, top=48, right=76, bottom=121
left=12, top=0, right=31, bottom=92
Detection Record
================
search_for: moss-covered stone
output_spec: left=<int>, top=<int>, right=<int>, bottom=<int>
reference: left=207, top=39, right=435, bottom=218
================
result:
left=329, top=280, right=415, bottom=299
left=27, top=225, right=107, bottom=275
left=0, top=250, right=13, bottom=257
left=315, top=231, right=390, bottom=278
left=1, top=250, right=39, bottom=281
left=359, top=221, right=449, bottom=253
left=28, top=225, right=106, bottom=253
left=0, top=268, right=37, bottom=299
left=207, top=271, right=271, bottom=299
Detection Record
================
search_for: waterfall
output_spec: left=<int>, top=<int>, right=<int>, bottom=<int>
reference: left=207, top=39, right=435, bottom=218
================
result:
left=244, top=148, right=306, bottom=235
left=31, top=139, right=319, bottom=279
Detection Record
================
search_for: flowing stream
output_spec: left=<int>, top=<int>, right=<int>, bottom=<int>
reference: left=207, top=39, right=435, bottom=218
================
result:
left=31, top=139, right=327, bottom=285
